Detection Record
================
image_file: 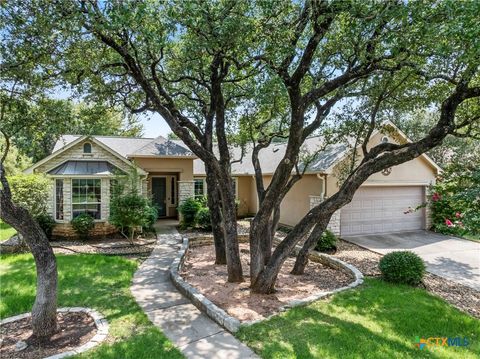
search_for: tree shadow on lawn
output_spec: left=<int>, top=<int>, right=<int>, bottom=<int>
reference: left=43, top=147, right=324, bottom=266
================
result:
left=0, top=254, right=184, bottom=359
left=237, top=279, right=480, bottom=359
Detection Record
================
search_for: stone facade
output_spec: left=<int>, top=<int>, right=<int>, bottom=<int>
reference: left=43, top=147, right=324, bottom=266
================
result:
left=309, top=195, right=341, bottom=236
left=52, top=222, right=118, bottom=240
left=178, top=181, right=194, bottom=204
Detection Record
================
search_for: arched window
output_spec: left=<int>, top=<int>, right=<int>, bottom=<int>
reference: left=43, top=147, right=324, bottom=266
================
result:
left=83, top=142, right=92, bottom=154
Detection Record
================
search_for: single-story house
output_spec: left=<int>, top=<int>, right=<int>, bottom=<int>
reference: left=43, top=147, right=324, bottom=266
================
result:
left=24, top=121, right=441, bottom=238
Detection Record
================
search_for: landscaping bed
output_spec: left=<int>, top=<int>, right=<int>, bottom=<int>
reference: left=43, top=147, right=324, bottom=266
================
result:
left=0, top=311, right=96, bottom=359
left=50, top=237, right=156, bottom=256
left=0, top=254, right=183, bottom=358
left=180, top=242, right=353, bottom=322
left=334, top=239, right=480, bottom=319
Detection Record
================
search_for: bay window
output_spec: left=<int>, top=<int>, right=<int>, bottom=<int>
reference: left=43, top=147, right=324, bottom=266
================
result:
left=55, top=179, right=64, bottom=220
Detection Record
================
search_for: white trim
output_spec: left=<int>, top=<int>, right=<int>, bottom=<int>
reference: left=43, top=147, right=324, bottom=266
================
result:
left=71, top=177, right=103, bottom=221
left=361, top=181, right=432, bottom=186
left=127, top=154, right=198, bottom=159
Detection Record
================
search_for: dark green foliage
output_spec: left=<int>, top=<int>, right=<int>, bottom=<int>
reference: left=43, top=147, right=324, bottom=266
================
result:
left=314, top=230, right=337, bottom=252
left=429, top=162, right=480, bottom=238
left=109, top=193, right=157, bottom=242
left=71, top=213, right=95, bottom=240
left=35, top=214, right=56, bottom=240
left=195, top=207, right=212, bottom=230
left=379, top=251, right=425, bottom=286
left=178, top=197, right=202, bottom=228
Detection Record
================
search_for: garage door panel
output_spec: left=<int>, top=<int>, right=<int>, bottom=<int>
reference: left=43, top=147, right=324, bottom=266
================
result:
left=341, top=186, right=425, bottom=236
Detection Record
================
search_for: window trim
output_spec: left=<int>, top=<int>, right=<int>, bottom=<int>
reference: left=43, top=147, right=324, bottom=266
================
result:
left=55, top=179, right=64, bottom=221
left=83, top=142, right=92, bottom=154
left=193, top=178, right=205, bottom=199
left=71, top=178, right=102, bottom=220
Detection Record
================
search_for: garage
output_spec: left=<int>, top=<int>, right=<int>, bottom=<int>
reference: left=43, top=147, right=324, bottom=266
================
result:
left=340, top=186, right=426, bottom=236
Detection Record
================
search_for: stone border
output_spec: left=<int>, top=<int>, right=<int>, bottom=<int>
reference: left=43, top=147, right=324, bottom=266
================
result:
left=0, top=307, right=109, bottom=359
left=169, top=236, right=363, bottom=333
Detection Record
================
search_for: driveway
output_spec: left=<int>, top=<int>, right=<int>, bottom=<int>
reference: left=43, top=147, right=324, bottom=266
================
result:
left=343, top=231, right=480, bottom=291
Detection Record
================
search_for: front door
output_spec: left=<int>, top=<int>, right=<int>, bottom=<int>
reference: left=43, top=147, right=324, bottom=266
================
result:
left=152, top=177, right=167, bottom=217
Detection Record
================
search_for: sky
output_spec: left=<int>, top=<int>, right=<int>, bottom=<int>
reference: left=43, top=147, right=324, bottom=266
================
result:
left=139, top=112, right=172, bottom=138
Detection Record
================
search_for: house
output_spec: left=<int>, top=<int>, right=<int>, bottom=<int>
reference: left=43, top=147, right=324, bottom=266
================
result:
left=24, top=122, right=441, bottom=238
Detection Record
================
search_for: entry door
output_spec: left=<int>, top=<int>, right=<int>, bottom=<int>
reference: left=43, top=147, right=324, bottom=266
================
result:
left=152, top=177, right=167, bottom=217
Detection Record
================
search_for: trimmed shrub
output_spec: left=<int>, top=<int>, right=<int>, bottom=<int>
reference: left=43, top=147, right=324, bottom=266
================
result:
left=71, top=213, right=95, bottom=240
left=178, top=197, right=202, bottom=228
left=8, top=174, right=50, bottom=217
left=379, top=251, right=426, bottom=286
left=315, top=230, right=337, bottom=252
left=35, top=214, right=56, bottom=240
left=109, top=192, right=158, bottom=242
left=196, top=207, right=212, bottom=230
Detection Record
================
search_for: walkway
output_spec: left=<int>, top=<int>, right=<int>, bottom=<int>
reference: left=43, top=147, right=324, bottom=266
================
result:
left=131, top=220, right=258, bottom=359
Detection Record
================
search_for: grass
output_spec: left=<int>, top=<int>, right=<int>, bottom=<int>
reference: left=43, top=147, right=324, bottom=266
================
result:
left=237, top=278, right=480, bottom=359
left=0, top=220, right=16, bottom=241
left=463, top=233, right=480, bottom=242
left=0, top=253, right=183, bottom=359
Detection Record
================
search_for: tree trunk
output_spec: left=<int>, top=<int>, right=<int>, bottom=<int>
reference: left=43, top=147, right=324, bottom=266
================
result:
left=205, top=168, right=226, bottom=264
left=291, top=220, right=328, bottom=275
left=221, top=188, right=244, bottom=282
left=0, top=166, right=58, bottom=339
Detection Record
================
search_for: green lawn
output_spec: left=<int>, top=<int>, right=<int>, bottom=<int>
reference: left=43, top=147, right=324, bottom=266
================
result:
left=0, top=254, right=183, bottom=359
left=237, top=278, right=480, bottom=359
left=0, top=220, right=16, bottom=241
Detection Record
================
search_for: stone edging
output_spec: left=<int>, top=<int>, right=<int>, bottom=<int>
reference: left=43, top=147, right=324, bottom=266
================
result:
left=169, top=236, right=364, bottom=333
left=0, top=307, right=109, bottom=359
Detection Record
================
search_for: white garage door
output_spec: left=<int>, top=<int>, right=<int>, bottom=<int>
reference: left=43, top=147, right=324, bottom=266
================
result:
left=340, top=186, right=425, bottom=236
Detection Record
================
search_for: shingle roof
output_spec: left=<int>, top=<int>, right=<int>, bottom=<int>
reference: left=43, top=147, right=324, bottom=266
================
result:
left=193, top=137, right=351, bottom=175
left=48, top=160, right=123, bottom=175
left=130, top=136, right=195, bottom=157
left=53, top=134, right=351, bottom=176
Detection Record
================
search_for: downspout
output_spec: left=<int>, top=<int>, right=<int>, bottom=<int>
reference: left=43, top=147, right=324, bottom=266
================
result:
left=316, top=173, right=328, bottom=200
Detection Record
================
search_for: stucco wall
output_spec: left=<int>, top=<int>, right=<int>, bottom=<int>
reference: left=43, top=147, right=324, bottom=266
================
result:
left=132, top=157, right=194, bottom=181
left=236, top=176, right=255, bottom=216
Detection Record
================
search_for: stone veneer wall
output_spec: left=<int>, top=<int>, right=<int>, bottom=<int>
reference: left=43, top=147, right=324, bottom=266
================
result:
left=52, top=222, right=118, bottom=240
left=309, top=195, right=341, bottom=236
left=178, top=181, right=194, bottom=204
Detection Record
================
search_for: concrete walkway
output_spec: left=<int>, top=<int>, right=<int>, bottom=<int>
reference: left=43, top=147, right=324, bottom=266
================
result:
left=344, top=230, right=480, bottom=291
left=131, top=220, right=258, bottom=359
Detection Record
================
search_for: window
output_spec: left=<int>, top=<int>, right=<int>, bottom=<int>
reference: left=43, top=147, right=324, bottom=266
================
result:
left=171, top=177, right=175, bottom=204
left=72, top=179, right=101, bottom=219
left=83, top=142, right=92, bottom=154
left=55, top=179, right=64, bottom=220
left=194, top=178, right=204, bottom=198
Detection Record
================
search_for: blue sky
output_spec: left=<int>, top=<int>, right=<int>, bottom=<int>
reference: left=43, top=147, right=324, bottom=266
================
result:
left=139, top=112, right=172, bottom=138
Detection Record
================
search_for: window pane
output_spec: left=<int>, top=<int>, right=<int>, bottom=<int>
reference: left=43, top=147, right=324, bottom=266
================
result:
left=55, top=179, right=64, bottom=220
left=71, top=178, right=102, bottom=220
left=194, top=179, right=204, bottom=198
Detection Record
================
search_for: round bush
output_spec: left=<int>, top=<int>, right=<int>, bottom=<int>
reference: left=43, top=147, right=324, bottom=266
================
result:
left=379, top=251, right=426, bottom=285
left=35, top=213, right=56, bottom=240
left=178, top=197, right=202, bottom=228
left=195, top=207, right=212, bottom=230
left=71, top=213, right=95, bottom=240
left=315, top=230, right=337, bottom=252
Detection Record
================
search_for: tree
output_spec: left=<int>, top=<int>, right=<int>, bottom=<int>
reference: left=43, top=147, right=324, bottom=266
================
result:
left=4, top=1, right=479, bottom=294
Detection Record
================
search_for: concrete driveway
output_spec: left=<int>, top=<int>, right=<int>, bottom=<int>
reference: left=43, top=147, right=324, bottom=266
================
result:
left=343, top=231, right=480, bottom=291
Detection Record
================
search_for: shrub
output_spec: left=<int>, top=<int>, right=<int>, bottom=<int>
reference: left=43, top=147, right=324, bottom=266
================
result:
left=178, top=197, right=202, bottom=228
left=315, top=230, right=337, bottom=252
left=379, top=251, right=425, bottom=286
left=8, top=174, right=50, bottom=217
left=71, top=213, right=95, bottom=240
left=195, top=207, right=212, bottom=230
left=109, top=192, right=157, bottom=243
left=35, top=214, right=56, bottom=240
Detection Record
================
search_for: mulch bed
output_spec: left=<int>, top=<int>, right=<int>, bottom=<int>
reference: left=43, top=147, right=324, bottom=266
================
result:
left=51, top=237, right=156, bottom=256
left=181, top=242, right=353, bottom=322
left=334, top=239, right=480, bottom=319
left=0, top=312, right=96, bottom=359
